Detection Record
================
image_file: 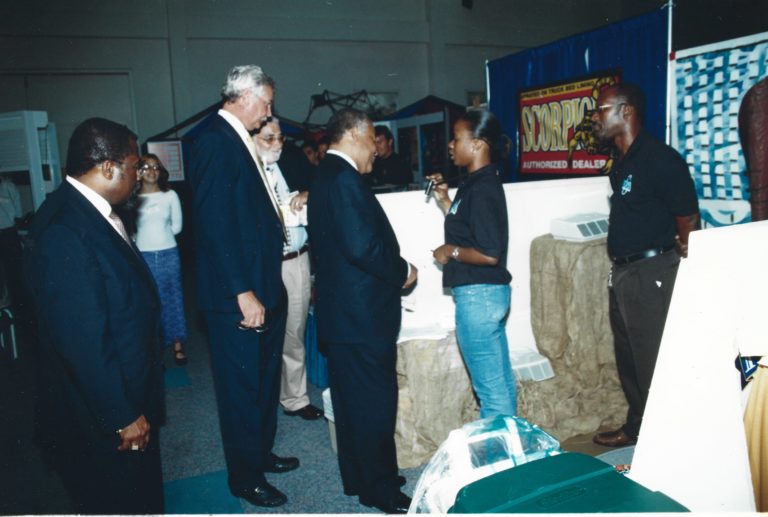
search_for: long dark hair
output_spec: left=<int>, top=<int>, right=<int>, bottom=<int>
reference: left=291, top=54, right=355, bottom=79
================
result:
left=460, top=109, right=511, bottom=164
left=139, top=153, right=170, bottom=192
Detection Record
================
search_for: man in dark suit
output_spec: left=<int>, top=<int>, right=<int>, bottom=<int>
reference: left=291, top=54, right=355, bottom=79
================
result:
left=187, top=64, right=296, bottom=508
left=308, top=108, right=417, bottom=514
left=24, top=118, right=164, bottom=514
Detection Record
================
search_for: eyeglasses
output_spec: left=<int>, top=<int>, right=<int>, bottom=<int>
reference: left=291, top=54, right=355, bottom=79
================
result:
left=257, top=134, right=285, bottom=145
left=139, top=164, right=161, bottom=172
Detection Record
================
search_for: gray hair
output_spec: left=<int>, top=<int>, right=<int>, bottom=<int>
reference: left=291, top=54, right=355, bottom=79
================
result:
left=326, top=108, right=370, bottom=144
left=220, top=65, right=275, bottom=102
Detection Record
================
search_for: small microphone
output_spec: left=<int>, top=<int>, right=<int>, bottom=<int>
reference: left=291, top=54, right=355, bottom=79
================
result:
left=424, top=172, right=470, bottom=199
left=424, top=180, right=435, bottom=198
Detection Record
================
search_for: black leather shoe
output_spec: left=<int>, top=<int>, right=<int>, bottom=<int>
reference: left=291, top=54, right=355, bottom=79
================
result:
left=593, top=428, right=638, bottom=447
left=232, top=482, right=287, bottom=507
left=345, top=476, right=405, bottom=497
left=361, top=491, right=411, bottom=514
left=283, top=404, right=324, bottom=420
left=264, top=453, right=299, bottom=473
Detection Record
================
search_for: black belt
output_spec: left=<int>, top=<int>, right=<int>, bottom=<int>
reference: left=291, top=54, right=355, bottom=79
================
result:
left=282, top=244, right=309, bottom=261
left=612, top=244, right=675, bottom=266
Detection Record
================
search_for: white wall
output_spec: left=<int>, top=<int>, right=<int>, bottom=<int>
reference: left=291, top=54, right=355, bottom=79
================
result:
left=0, top=0, right=656, bottom=161
left=629, top=221, right=768, bottom=511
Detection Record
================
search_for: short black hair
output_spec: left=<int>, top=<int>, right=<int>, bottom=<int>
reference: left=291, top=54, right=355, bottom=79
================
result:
left=65, top=118, right=137, bottom=178
left=612, top=82, right=646, bottom=124
left=374, top=125, right=393, bottom=141
left=301, top=140, right=318, bottom=151
left=326, top=108, right=370, bottom=145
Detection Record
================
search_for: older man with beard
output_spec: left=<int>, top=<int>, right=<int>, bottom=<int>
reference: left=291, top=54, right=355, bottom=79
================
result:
left=252, top=118, right=323, bottom=422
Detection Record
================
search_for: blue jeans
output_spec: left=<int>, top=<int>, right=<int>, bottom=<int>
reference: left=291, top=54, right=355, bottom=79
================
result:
left=141, top=247, right=188, bottom=348
left=453, top=284, right=516, bottom=418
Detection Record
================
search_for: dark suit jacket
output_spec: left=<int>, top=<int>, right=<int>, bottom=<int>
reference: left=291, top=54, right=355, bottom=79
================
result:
left=187, top=114, right=285, bottom=313
left=24, top=181, right=163, bottom=454
left=308, top=153, right=408, bottom=345
left=278, top=141, right=313, bottom=192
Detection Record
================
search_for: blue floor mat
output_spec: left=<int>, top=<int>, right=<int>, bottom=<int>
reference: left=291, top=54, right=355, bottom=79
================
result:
left=164, top=469, right=243, bottom=514
left=165, top=366, right=191, bottom=389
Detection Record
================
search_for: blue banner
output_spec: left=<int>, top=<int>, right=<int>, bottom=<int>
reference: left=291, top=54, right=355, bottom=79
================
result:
left=488, top=8, right=669, bottom=182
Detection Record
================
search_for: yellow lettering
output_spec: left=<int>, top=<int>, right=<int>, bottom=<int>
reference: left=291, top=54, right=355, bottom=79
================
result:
left=521, top=106, right=534, bottom=152
left=531, top=105, right=541, bottom=152
left=539, top=104, right=550, bottom=151
left=550, top=101, right=562, bottom=151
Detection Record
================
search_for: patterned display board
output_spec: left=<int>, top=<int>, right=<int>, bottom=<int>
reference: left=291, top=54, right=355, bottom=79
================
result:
left=672, top=33, right=768, bottom=227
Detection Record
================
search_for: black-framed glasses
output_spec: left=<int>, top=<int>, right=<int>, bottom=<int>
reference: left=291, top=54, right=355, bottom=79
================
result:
left=257, top=134, right=286, bottom=145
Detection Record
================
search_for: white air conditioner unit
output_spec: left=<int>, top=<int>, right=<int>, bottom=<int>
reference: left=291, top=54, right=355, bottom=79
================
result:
left=550, top=212, right=609, bottom=242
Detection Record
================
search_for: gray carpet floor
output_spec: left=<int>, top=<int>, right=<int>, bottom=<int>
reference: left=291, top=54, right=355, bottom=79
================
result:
left=159, top=316, right=426, bottom=514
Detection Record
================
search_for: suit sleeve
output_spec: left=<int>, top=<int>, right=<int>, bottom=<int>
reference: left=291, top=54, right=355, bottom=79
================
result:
left=191, top=134, right=251, bottom=296
left=328, top=170, right=408, bottom=287
left=29, top=225, right=138, bottom=433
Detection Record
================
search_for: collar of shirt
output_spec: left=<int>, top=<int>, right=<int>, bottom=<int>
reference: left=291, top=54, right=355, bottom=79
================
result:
left=327, top=149, right=357, bottom=171
left=459, top=163, right=498, bottom=189
left=217, top=109, right=254, bottom=150
left=66, top=175, right=112, bottom=220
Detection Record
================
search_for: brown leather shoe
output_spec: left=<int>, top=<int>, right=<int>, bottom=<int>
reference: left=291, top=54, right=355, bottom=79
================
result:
left=593, top=428, right=637, bottom=447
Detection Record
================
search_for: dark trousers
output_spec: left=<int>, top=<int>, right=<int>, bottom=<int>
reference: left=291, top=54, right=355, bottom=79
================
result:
left=204, top=309, right=286, bottom=491
left=609, top=251, right=680, bottom=437
left=53, top=429, right=164, bottom=514
left=326, top=340, right=400, bottom=506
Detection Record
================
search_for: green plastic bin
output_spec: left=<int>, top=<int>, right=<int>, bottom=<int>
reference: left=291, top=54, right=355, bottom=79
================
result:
left=449, top=452, right=688, bottom=513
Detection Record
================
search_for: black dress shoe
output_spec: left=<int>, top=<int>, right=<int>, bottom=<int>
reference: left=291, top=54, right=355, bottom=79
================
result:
left=283, top=404, right=324, bottom=420
left=345, top=476, right=405, bottom=497
left=232, top=482, right=287, bottom=507
left=593, top=428, right=638, bottom=447
left=264, top=453, right=299, bottom=473
left=361, top=491, right=411, bottom=514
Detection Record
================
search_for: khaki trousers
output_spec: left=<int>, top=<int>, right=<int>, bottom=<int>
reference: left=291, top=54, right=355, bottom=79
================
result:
left=280, top=252, right=311, bottom=410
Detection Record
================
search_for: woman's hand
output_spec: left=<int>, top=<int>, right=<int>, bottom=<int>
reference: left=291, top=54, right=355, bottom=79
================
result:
left=426, top=173, right=452, bottom=214
left=433, top=244, right=454, bottom=265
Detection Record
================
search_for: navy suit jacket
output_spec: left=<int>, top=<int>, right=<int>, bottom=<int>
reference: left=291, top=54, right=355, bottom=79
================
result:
left=187, top=114, right=285, bottom=313
left=308, top=153, right=408, bottom=345
left=24, top=181, right=163, bottom=453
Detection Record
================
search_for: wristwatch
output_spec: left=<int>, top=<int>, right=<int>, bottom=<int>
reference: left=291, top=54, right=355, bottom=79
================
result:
left=451, top=246, right=460, bottom=260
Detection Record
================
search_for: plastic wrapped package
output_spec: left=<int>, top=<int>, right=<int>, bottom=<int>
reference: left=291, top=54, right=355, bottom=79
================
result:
left=408, top=415, right=561, bottom=513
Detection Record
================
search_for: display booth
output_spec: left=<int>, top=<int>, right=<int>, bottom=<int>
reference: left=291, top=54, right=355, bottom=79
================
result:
left=0, top=110, right=62, bottom=213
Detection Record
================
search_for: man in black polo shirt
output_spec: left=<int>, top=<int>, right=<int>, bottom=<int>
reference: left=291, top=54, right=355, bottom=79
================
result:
left=591, top=83, right=700, bottom=447
left=370, top=125, right=412, bottom=187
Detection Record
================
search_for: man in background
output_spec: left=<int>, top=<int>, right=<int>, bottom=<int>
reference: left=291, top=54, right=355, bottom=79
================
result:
left=308, top=108, right=417, bottom=514
left=369, top=125, right=411, bottom=187
left=188, top=65, right=297, bottom=508
left=24, top=118, right=164, bottom=513
left=301, top=139, right=320, bottom=166
left=253, top=118, right=323, bottom=421
left=591, top=83, right=699, bottom=448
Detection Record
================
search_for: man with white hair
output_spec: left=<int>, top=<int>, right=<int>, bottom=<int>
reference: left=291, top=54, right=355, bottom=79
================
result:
left=252, top=118, right=322, bottom=421
left=188, top=65, right=296, bottom=508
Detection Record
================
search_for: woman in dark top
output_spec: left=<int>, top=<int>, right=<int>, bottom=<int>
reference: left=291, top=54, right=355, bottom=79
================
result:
left=427, top=109, right=516, bottom=418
